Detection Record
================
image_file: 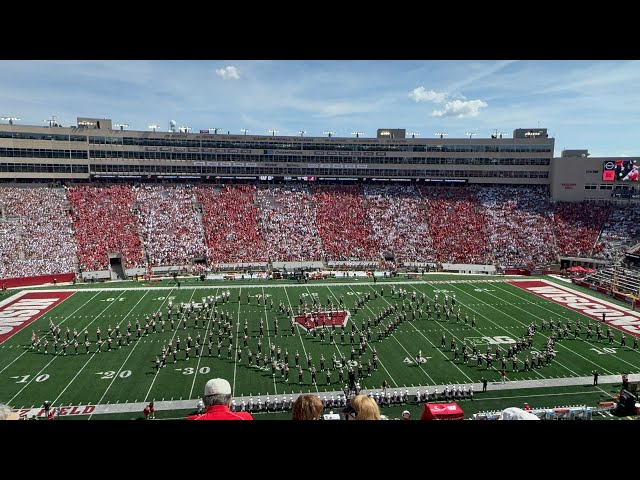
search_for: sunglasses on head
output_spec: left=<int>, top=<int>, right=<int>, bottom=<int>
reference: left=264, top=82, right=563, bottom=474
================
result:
left=343, top=405, right=357, bottom=419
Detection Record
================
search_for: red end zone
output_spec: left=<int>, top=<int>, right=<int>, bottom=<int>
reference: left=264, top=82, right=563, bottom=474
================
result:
left=0, top=291, right=74, bottom=344
left=508, top=280, right=640, bottom=336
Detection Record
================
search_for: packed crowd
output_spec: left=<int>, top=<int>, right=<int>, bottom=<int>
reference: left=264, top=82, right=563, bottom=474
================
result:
left=135, top=185, right=208, bottom=267
left=420, top=186, right=493, bottom=264
left=0, top=186, right=76, bottom=278
left=478, top=186, right=558, bottom=268
left=592, top=205, right=640, bottom=260
left=256, top=185, right=324, bottom=261
left=67, top=185, right=145, bottom=271
left=196, top=185, right=267, bottom=263
left=314, top=185, right=378, bottom=261
left=2, top=183, right=640, bottom=279
left=551, top=201, right=611, bottom=257
left=364, top=185, right=436, bottom=263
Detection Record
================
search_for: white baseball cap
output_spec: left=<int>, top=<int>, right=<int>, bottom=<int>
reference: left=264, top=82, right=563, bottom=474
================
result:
left=204, top=378, right=231, bottom=396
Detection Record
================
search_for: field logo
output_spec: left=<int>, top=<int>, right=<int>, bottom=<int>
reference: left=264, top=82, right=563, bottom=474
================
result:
left=294, top=310, right=350, bottom=330
left=509, top=280, right=640, bottom=336
left=0, top=291, right=74, bottom=344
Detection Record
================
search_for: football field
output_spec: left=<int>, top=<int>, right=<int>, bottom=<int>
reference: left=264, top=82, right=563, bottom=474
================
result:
left=1, top=275, right=639, bottom=419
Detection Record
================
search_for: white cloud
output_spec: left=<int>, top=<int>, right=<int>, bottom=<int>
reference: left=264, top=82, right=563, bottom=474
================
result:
left=408, top=86, right=447, bottom=103
left=432, top=99, right=488, bottom=118
left=216, top=66, right=240, bottom=80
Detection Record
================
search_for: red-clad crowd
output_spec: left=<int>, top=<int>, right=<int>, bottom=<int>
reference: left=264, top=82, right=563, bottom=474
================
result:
left=135, top=185, right=208, bottom=267
left=196, top=185, right=268, bottom=263
left=364, top=185, right=436, bottom=263
left=3, top=183, right=640, bottom=279
left=314, top=185, right=378, bottom=261
left=67, top=185, right=145, bottom=271
left=0, top=186, right=76, bottom=278
left=552, top=201, right=611, bottom=257
left=420, top=186, right=493, bottom=265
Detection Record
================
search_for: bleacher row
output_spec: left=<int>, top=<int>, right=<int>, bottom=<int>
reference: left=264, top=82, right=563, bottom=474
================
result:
left=581, top=266, right=640, bottom=297
left=0, top=183, right=635, bottom=278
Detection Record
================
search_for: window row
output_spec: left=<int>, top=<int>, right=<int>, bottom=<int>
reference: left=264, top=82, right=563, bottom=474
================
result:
left=0, top=163, right=89, bottom=173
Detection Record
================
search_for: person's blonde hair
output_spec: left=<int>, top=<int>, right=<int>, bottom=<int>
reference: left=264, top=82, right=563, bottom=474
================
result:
left=291, top=394, right=324, bottom=420
left=350, top=394, right=381, bottom=420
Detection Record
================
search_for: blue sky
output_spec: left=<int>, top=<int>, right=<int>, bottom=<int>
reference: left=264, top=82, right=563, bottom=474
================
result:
left=0, top=60, right=638, bottom=158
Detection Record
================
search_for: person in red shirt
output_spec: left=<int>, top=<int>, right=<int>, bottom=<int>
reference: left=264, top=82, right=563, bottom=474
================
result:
left=186, top=378, right=253, bottom=420
left=144, top=401, right=155, bottom=419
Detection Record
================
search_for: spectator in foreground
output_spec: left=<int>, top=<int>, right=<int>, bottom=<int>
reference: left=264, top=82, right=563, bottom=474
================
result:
left=345, top=394, right=382, bottom=420
left=186, top=378, right=253, bottom=420
left=291, top=394, right=323, bottom=420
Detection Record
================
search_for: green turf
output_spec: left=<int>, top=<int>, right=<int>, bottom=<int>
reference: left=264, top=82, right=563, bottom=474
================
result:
left=2, top=275, right=639, bottom=419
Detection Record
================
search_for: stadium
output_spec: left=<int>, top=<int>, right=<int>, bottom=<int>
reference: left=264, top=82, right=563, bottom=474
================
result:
left=1, top=116, right=640, bottom=421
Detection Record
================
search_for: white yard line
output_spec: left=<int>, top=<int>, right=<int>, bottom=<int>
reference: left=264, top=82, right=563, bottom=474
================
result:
left=363, top=284, right=474, bottom=384
left=8, top=290, right=126, bottom=406
left=304, top=285, right=346, bottom=362
left=142, top=287, right=189, bottom=403
left=443, top=281, right=597, bottom=376
left=261, top=286, right=278, bottom=395
left=325, top=283, right=400, bottom=388
left=281, top=285, right=318, bottom=393
left=84, top=290, right=152, bottom=414
left=493, top=282, right=639, bottom=372
left=0, top=292, right=100, bottom=375
left=406, top=281, right=547, bottom=379
left=24, top=278, right=523, bottom=294
left=190, top=287, right=220, bottom=399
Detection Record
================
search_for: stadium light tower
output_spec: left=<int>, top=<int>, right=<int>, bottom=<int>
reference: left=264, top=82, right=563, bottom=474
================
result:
left=492, top=129, right=508, bottom=139
left=298, top=130, right=306, bottom=137
left=351, top=131, right=364, bottom=138
left=44, top=116, right=58, bottom=127
left=1, top=116, right=20, bottom=125
left=466, top=132, right=476, bottom=139
left=323, top=130, right=335, bottom=138
left=240, top=128, right=249, bottom=135
left=435, top=132, right=448, bottom=139
left=209, top=128, right=222, bottom=134
left=178, top=126, right=192, bottom=133
left=148, top=124, right=160, bottom=132
left=407, top=132, right=420, bottom=139
left=268, top=129, right=279, bottom=136
left=114, top=123, right=129, bottom=131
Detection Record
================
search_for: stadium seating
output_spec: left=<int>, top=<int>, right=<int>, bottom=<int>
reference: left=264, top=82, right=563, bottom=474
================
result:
left=0, top=186, right=76, bottom=278
left=552, top=201, right=611, bottom=257
left=195, top=185, right=268, bottom=264
left=592, top=205, right=640, bottom=260
left=3, top=182, right=640, bottom=279
left=256, top=185, right=324, bottom=261
left=364, top=185, right=436, bottom=263
left=314, top=185, right=378, bottom=261
left=478, top=186, right=558, bottom=268
left=419, top=186, right=493, bottom=265
left=67, top=185, right=145, bottom=271
left=135, top=185, right=208, bottom=267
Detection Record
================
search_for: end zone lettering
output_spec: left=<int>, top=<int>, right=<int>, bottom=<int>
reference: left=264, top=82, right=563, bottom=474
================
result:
left=0, top=291, right=74, bottom=344
left=509, top=280, right=640, bottom=335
